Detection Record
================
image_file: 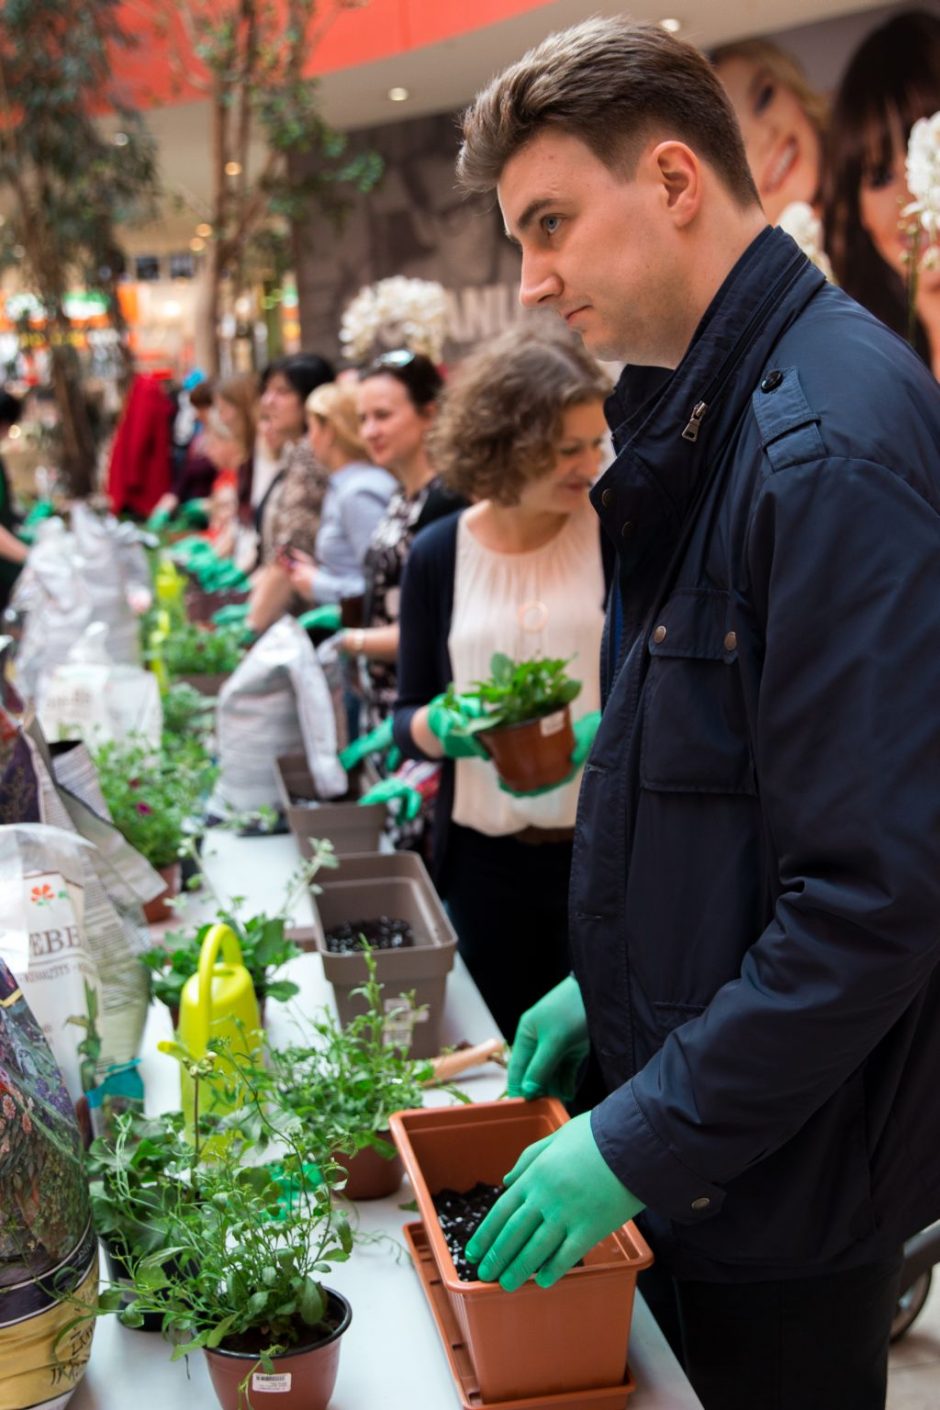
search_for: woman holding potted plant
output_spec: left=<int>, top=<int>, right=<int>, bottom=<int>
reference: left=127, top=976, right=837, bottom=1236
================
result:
left=392, top=320, right=611, bottom=1038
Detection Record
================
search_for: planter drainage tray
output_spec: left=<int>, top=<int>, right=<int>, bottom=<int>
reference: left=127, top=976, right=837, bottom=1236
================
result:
left=276, top=753, right=384, bottom=857
left=403, top=1222, right=636, bottom=1410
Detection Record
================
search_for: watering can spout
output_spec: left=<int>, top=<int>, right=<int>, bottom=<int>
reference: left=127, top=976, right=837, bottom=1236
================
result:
left=176, top=922, right=261, bottom=1124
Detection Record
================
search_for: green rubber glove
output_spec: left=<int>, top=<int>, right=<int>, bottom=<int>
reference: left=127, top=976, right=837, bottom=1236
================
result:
left=146, top=505, right=173, bottom=533
left=498, top=711, right=601, bottom=798
left=465, top=1112, right=645, bottom=1291
left=426, top=694, right=489, bottom=760
left=357, top=776, right=423, bottom=821
left=297, top=603, right=342, bottom=632
left=507, top=975, right=590, bottom=1102
left=339, top=717, right=394, bottom=769
left=179, top=499, right=210, bottom=529
left=211, top=602, right=250, bottom=627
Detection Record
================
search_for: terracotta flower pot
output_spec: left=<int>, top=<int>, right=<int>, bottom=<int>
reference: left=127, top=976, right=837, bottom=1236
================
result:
left=389, top=1098, right=652, bottom=1404
left=203, top=1289, right=351, bottom=1410
left=143, top=862, right=181, bottom=924
left=478, top=707, right=575, bottom=792
left=333, top=1138, right=403, bottom=1200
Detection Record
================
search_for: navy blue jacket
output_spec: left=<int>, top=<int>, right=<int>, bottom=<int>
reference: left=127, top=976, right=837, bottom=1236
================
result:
left=580, top=226, right=940, bottom=1280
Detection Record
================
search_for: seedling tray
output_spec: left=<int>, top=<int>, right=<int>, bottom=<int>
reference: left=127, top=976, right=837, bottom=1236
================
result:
left=403, top=1222, right=636, bottom=1410
left=276, top=753, right=384, bottom=857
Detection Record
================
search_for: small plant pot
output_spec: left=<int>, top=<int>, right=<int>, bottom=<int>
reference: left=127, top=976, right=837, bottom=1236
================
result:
left=293, top=851, right=456, bottom=1060
left=275, top=754, right=385, bottom=858
left=203, top=1289, right=351, bottom=1410
left=389, top=1098, right=652, bottom=1404
left=477, top=707, right=575, bottom=793
left=174, top=671, right=229, bottom=698
left=333, top=1138, right=404, bottom=1200
left=143, top=862, right=181, bottom=924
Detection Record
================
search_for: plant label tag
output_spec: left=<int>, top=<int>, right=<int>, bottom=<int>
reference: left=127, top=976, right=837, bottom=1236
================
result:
left=382, top=996, right=426, bottom=1048
left=539, top=710, right=566, bottom=738
left=252, top=1373, right=292, bottom=1392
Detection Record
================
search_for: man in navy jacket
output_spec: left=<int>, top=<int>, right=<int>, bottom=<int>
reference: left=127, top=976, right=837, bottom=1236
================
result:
left=457, top=17, right=940, bottom=1409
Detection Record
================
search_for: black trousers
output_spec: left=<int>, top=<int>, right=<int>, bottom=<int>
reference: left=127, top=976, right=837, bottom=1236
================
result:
left=639, top=1252, right=903, bottom=1410
left=440, top=823, right=573, bottom=1041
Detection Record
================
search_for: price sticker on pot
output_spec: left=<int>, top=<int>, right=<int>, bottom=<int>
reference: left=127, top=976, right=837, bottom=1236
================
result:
left=252, top=1373, right=292, bottom=1393
left=539, top=710, right=567, bottom=738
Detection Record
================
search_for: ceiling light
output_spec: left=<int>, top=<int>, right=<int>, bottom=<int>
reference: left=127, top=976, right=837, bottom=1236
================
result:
left=387, top=87, right=409, bottom=103
left=195, top=223, right=213, bottom=238
left=7, top=425, right=21, bottom=440
left=224, top=161, right=242, bottom=177
left=112, top=131, right=130, bottom=147
left=659, top=17, right=682, bottom=33
left=190, top=237, right=206, bottom=252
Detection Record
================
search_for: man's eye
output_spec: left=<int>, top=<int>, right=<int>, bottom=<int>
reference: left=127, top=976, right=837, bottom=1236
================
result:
left=542, top=214, right=562, bottom=236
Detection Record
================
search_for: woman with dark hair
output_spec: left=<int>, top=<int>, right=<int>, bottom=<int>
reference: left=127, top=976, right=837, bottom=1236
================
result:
left=338, top=351, right=460, bottom=730
left=391, top=322, right=612, bottom=1039
left=246, top=351, right=335, bottom=633
left=823, top=9, right=940, bottom=374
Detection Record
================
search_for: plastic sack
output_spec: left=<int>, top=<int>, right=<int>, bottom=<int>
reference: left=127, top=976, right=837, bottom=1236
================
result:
left=0, top=955, right=98, bottom=1410
left=9, top=518, right=94, bottom=703
left=209, top=614, right=347, bottom=816
left=38, top=622, right=162, bottom=748
left=70, top=502, right=149, bottom=661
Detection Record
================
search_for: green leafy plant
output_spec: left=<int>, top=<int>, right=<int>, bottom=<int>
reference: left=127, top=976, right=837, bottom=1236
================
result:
left=74, top=1044, right=353, bottom=1384
left=92, top=734, right=210, bottom=869
left=269, top=946, right=467, bottom=1167
left=142, top=846, right=339, bottom=1010
left=446, top=652, right=582, bottom=733
left=161, top=680, right=216, bottom=742
left=162, top=621, right=246, bottom=678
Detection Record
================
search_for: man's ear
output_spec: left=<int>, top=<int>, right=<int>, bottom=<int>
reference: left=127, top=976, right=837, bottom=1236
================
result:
left=650, top=141, right=701, bottom=228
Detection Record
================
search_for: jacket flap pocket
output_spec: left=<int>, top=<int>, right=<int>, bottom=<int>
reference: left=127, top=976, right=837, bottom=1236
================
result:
left=647, top=590, right=737, bottom=662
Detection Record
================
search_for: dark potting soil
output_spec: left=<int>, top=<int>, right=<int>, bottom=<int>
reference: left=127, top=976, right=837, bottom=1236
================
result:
left=324, top=917, right=415, bottom=953
left=220, top=1304, right=345, bottom=1355
left=433, top=1182, right=504, bottom=1282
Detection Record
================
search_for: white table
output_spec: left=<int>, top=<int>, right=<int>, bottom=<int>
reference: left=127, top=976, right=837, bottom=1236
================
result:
left=71, top=831, right=703, bottom=1410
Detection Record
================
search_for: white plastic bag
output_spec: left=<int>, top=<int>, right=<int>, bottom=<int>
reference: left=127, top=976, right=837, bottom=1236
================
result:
left=38, top=621, right=162, bottom=747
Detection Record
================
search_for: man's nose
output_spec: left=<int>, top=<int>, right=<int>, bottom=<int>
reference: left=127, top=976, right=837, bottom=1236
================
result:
left=519, top=253, right=562, bottom=308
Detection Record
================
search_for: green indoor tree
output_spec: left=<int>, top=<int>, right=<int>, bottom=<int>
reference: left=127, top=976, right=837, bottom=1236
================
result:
left=0, top=0, right=158, bottom=497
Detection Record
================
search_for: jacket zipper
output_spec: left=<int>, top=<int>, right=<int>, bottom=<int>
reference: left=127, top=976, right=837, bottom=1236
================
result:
left=681, top=401, right=708, bottom=441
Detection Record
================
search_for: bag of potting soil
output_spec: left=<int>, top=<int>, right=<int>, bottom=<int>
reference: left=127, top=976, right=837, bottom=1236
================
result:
left=69, top=502, right=148, bottom=665
left=9, top=518, right=94, bottom=704
left=209, top=614, right=347, bottom=816
left=38, top=622, right=162, bottom=749
left=0, top=954, right=98, bottom=1410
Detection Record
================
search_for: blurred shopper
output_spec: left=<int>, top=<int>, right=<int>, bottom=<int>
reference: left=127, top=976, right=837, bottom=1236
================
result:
left=823, top=9, right=940, bottom=376
left=215, top=372, right=259, bottom=520
left=712, top=38, right=826, bottom=225
left=246, top=352, right=334, bottom=634
left=108, top=372, right=173, bottom=518
left=285, top=383, right=395, bottom=606
left=392, top=322, right=611, bottom=1039
left=0, top=391, right=27, bottom=612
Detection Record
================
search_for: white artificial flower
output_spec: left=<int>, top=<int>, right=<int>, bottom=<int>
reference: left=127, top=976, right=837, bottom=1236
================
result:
left=777, top=202, right=835, bottom=282
left=339, top=277, right=450, bottom=363
left=905, top=112, right=940, bottom=245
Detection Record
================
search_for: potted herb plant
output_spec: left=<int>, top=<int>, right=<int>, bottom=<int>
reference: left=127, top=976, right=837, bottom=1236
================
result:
left=162, top=620, right=246, bottom=696
left=82, top=1046, right=354, bottom=1410
left=446, top=652, right=582, bottom=792
left=268, top=947, right=463, bottom=1200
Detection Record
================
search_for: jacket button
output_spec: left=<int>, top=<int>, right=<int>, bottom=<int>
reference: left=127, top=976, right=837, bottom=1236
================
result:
left=760, top=369, right=784, bottom=392
left=723, top=631, right=737, bottom=652
left=652, top=625, right=667, bottom=644
left=602, top=488, right=614, bottom=507
left=691, top=1196, right=711, bottom=1211
left=621, top=520, right=634, bottom=537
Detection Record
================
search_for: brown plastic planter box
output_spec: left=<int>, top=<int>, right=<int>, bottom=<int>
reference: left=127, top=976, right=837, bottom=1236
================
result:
left=295, top=850, right=457, bottom=1060
left=389, top=1098, right=652, bottom=1403
left=174, top=671, right=229, bottom=697
left=276, top=753, right=385, bottom=858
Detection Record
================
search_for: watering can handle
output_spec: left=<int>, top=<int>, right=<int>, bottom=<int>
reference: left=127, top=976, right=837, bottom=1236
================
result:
left=190, top=923, right=245, bottom=1060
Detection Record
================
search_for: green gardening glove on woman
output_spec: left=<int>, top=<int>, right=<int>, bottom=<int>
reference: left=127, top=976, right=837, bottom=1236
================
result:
left=357, top=776, right=423, bottom=822
left=297, top=603, right=342, bottom=633
left=465, top=1112, right=645, bottom=1292
left=426, top=694, right=489, bottom=760
left=339, top=717, right=394, bottom=770
left=508, top=974, right=591, bottom=1102
left=498, top=710, right=601, bottom=797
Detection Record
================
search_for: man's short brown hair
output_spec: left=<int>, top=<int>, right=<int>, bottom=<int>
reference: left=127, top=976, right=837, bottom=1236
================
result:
left=458, top=16, right=758, bottom=208
left=428, top=317, right=610, bottom=508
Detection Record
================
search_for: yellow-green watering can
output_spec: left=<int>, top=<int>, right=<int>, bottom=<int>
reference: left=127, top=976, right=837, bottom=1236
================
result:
left=177, top=923, right=261, bottom=1125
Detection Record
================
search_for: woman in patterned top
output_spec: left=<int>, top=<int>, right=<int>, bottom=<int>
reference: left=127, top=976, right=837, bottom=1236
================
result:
left=338, top=352, right=461, bottom=729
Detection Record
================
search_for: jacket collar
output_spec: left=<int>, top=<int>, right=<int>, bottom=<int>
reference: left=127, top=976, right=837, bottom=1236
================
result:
left=593, top=227, right=826, bottom=540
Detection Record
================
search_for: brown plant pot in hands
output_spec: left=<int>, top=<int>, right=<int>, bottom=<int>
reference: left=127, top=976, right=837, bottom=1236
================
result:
left=203, top=1290, right=351, bottom=1410
left=143, top=862, right=181, bottom=924
left=478, top=707, right=575, bottom=793
left=333, top=1138, right=404, bottom=1201
left=389, top=1098, right=652, bottom=1404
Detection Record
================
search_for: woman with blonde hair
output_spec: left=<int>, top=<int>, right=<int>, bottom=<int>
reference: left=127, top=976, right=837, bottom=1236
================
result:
left=712, top=37, right=827, bottom=224
left=284, top=382, right=396, bottom=606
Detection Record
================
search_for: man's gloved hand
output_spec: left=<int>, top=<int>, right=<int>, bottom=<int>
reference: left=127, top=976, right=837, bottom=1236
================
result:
left=465, top=1112, right=645, bottom=1291
left=339, top=717, right=394, bottom=769
left=297, top=603, right=342, bottom=633
left=507, top=975, right=590, bottom=1102
left=426, top=694, right=489, bottom=760
left=357, top=776, right=422, bottom=821
left=498, top=711, right=601, bottom=798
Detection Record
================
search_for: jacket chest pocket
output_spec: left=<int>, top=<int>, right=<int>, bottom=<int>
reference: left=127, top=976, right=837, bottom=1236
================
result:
left=640, top=589, right=756, bottom=795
